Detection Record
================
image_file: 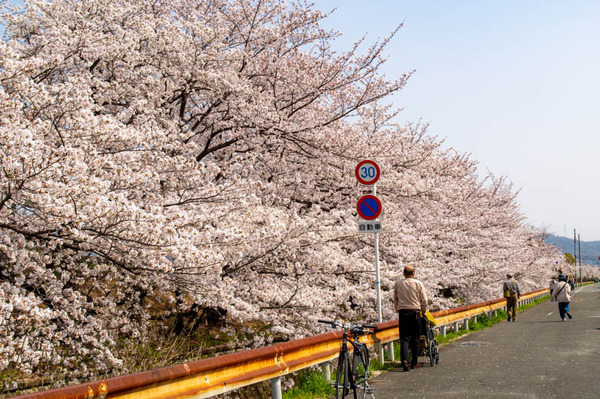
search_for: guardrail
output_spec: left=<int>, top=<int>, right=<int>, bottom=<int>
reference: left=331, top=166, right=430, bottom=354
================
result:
left=11, top=288, right=550, bottom=399
left=432, top=288, right=549, bottom=336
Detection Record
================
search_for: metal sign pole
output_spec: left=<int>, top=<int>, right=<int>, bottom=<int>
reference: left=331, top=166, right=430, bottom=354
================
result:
left=355, top=159, right=387, bottom=362
left=374, top=233, right=382, bottom=324
left=372, top=183, right=384, bottom=363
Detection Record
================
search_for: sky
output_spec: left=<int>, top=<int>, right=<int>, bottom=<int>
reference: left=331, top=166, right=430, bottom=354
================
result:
left=312, top=0, right=600, bottom=241
left=2, top=0, right=599, bottom=240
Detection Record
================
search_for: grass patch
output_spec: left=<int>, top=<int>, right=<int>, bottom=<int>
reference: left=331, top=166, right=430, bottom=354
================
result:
left=369, top=355, right=385, bottom=371
left=283, top=369, right=334, bottom=399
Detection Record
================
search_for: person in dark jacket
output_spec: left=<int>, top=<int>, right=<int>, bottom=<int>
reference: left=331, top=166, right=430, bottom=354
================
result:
left=503, top=273, right=521, bottom=322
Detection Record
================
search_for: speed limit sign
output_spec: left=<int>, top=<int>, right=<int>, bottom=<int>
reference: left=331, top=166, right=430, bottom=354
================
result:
left=355, top=160, right=380, bottom=185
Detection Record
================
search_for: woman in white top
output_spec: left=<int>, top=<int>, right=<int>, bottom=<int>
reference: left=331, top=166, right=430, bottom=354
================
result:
left=551, top=275, right=572, bottom=321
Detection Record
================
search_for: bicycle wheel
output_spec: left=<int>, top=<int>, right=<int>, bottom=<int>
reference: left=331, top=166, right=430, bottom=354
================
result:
left=352, top=345, right=371, bottom=399
left=335, top=351, right=351, bottom=399
left=429, top=339, right=438, bottom=366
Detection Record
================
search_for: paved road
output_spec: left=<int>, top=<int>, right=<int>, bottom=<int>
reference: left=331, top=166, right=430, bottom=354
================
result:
left=370, top=283, right=600, bottom=398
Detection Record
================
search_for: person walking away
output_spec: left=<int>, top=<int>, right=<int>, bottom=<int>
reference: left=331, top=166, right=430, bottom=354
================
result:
left=551, top=275, right=572, bottom=321
left=549, top=277, right=557, bottom=297
left=568, top=277, right=575, bottom=290
left=394, top=265, right=428, bottom=371
left=503, top=273, right=521, bottom=322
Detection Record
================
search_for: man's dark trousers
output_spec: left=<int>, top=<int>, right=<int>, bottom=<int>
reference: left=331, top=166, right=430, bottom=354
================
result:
left=398, top=309, right=420, bottom=367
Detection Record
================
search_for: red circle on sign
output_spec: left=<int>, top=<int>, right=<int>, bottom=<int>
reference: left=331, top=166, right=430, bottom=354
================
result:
left=355, top=160, right=380, bottom=185
left=356, top=195, right=382, bottom=220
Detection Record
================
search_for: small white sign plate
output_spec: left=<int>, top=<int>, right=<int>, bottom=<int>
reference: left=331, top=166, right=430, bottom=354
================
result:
left=358, top=221, right=382, bottom=233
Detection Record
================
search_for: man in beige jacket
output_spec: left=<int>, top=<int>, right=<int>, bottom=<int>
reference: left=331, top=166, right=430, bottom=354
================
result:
left=394, top=265, right=428, bottom=371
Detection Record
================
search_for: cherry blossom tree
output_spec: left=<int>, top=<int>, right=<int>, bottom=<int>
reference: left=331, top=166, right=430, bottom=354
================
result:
left=1, top=0, right=564, bottom=385
left=580, top=264, right=600, bottom=281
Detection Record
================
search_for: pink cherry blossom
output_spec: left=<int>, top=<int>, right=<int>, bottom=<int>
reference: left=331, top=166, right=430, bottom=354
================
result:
left=1, top=0, right=593, bottom=385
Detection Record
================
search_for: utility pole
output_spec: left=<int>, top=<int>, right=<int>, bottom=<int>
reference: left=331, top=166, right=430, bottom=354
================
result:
left=578, top=233, right=582, bottom=285
left=573, top=229, right=577, bottom=280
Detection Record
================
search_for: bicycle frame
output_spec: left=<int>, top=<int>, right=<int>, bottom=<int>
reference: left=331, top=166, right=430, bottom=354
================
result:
left=340, top=330, right=363, bottom=387
left=319, top=320, right=375, bottom=399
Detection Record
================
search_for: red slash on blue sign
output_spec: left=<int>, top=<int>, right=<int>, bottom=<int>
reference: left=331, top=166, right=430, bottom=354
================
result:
left=356, top=195, right=382, bottom=220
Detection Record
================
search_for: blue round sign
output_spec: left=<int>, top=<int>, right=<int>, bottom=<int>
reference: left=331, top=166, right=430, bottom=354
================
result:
left=356, top=195, right=382, bottom=220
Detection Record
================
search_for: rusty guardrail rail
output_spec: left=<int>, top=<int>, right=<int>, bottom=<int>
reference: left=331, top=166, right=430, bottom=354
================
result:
left=11, top=288, right=550, bottom=399
left=432, top=287, right=549, bottom=336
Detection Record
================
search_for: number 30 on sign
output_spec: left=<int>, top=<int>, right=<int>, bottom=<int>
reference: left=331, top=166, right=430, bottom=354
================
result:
left=355, top=160, right=380, bottom=185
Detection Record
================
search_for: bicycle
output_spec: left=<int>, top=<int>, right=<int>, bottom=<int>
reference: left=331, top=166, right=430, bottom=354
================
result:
left=319, top=319, right=377, bottom=399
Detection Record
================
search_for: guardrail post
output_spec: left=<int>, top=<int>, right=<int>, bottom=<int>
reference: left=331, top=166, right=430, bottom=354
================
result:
left=441, top=325, right=447, bottom=337
left=320, top=362, right=331, bottom=382
left=377, top=343, right=385, bottom=365
left=387, top=342, right=395, bottom=362
left=464, top=319, right=469, bottom=330
left=271, top=376, right=282, bottom=399
left=453, top=322, right=459, bottom=333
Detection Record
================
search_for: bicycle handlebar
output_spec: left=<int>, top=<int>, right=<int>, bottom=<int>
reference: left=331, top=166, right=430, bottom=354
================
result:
left=318, top=319, right=377, bottom=332
left=318, top=319, right=341, bottom=328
